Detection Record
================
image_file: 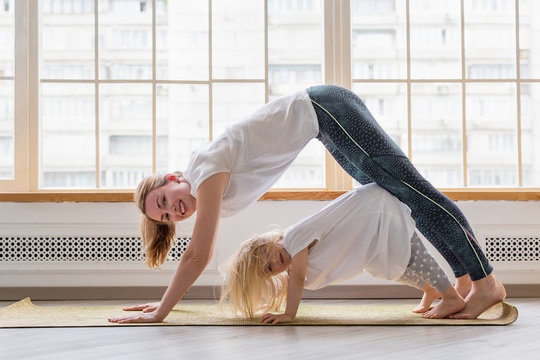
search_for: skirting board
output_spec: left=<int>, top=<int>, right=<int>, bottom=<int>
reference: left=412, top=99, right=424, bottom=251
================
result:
left=1, top=284, right=539, bottom=301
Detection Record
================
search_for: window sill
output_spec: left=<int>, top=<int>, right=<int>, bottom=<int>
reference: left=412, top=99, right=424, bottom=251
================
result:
left=0, top=189, right=539, bottom=202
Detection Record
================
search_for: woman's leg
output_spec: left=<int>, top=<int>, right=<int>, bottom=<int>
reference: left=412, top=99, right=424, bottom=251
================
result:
left=320, top=129, right=467, bottom=281
left=308, top=84, right=490, bottom=281
left=322, top=141, right=373, bottom=185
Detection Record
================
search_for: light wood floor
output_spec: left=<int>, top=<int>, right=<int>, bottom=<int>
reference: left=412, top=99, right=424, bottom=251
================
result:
left=0, top=298, right=537, bottom=360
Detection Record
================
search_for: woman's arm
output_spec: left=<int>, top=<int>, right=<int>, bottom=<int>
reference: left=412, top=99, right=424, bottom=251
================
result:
left=261, top=246, right=309, bottom=324
left=108, top=172, right=230, bottom=324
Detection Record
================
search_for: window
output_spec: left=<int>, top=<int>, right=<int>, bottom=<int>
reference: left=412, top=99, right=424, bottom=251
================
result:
left=352, top=0, right=540, bottom=189
left=2, top=0, right=540, bottom=199
left=36, top=0, right=324, bottom=189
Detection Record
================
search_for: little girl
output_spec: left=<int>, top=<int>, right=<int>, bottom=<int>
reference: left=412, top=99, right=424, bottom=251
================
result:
left=220, top=184, right=466, bottom=323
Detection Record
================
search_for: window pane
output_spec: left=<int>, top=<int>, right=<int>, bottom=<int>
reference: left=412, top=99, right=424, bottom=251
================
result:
left=156, top=0, right=208, bottom=80
left=521, top=83, right=540, bottom=186
left=410, top=0, right=461, bottom=79
left=519, top=0, right=539, bottom=79
left=411, top=83, right=463, bottom=187
left=267, top=0, right=324, bottom=188
left=99, top=0, right=152, bottom=80
left=268, top=0, right=323, bottom=98
left=212, top=83, right=265, bottom=137
left=466, top=82, right=518, bottom=186
left=0, top=79, right=13, bottom=179
left=41, top=83, right=95, bottom=188
left=273, top=139, right=325, bottom=188
left=0, top=0, right=14, bottom=77
left=156, top=84, right=209, bottom=173
left=351, top=0, right=407, bottom=79
left=353, top=83, right=408, bottom=153
left=212, top=0, right=264, bottom=79
left=465, top=0, right=516, bottom=79
left=41, top=0, right=95, bottom=79
left=100, top=83, right=152, bottom=187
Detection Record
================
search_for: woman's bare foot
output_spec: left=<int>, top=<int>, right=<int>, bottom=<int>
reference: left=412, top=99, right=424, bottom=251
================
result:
left=455, top=274, right=472, bottom=299
left=412, top=284, right=440, bottom=313
left=422, top=285, right=465, bottom=319
left=449, top=273, right=506, bottom=319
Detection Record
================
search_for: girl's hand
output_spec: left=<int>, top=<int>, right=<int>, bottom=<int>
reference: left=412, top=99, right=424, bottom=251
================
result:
left=261, top=313, right=294, bottom=324
left=121, top=302, right=160, bottom=313
left=108, top=310, right=165, bottom=324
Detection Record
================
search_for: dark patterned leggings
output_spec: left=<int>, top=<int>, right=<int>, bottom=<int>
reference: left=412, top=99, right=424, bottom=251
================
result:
left=307, top=84, right=492, bottom=281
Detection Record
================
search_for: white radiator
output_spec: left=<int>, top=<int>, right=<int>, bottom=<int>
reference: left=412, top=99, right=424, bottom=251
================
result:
left=0, top=236, right=190, bottom=262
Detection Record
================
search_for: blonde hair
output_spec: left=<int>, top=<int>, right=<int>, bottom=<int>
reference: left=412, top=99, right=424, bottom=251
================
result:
left=219, top=231, right=288, bottom=318
left=135, top=171, right=183, bottom=269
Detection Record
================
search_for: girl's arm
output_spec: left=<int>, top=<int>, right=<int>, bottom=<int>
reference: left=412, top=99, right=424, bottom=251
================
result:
left=261, top=246, right=309, bottom=324
left=108, top=172, right=230, bottom=324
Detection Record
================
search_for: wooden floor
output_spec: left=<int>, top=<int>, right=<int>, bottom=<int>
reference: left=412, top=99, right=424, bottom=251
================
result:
left=0, top=298, right=537, bottom=360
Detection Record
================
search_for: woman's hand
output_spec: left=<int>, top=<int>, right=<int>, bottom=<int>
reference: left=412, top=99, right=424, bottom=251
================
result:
left=121, top=302, right=160, bottom=313
left=261, top=313, right=294, bottom=324
left=107, top=302, right=165, bottom=324
left=108, top=309, right=165, bottom=324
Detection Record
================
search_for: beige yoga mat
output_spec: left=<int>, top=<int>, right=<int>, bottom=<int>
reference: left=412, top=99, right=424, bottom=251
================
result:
left=0, top=298, right=518, bottom=328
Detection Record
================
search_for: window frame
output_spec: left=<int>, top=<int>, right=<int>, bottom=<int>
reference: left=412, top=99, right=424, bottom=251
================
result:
left=1, top=0, right=539, bottom=202
left=0, top=0, right=29, bottom=192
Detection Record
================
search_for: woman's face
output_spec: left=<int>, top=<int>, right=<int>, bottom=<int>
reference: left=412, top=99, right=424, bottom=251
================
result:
left=144, top=177, right=197, bottom=223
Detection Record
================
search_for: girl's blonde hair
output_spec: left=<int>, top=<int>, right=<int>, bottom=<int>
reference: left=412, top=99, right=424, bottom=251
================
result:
left=134, top=171, right=183, bottom=269
left=219, top=231, right=288, bottom=318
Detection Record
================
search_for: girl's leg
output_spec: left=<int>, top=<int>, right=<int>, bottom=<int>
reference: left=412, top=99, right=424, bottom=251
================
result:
left=396, top=232, right=451, bottom=306
left=396, top=232, right=465, bottom=318
left=308, top=84, right=483, bottom=279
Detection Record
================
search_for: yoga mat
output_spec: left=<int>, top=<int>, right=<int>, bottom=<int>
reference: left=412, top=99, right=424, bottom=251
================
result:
left=0, top=298, right=518, bottom=328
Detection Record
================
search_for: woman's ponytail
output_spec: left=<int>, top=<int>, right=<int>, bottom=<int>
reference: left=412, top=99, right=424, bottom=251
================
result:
left=135, top=171, right=183, bottom=268
left=140, top=216, right=176, bottom=268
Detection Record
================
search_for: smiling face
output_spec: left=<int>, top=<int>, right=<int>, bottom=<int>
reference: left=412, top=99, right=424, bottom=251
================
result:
left=263, top=240, right=292, bottom=277
left=144, top=177, right=197, bottom=223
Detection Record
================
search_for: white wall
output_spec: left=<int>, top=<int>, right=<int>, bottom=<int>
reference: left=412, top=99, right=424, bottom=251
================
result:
left=1, top=199, right=539, bottom=288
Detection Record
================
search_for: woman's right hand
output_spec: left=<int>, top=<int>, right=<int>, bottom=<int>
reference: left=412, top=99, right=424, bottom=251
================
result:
left=122, top=302, right=160, bottom=313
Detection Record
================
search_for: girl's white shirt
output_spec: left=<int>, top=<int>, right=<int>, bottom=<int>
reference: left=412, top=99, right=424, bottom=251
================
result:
left=183, top=89, right=318, bottom=218
left=284, top=184, right=416, bottom=290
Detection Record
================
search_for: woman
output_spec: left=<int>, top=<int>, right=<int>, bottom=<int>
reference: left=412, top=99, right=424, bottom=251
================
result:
left=108, top=85, right=505, bottom=324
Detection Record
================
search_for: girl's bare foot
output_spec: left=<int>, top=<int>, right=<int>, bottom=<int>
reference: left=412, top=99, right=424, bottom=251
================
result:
left=455, top=274, right=472, bottom=299
left=422, top=285, right=465, bottom=319
left=449, top=273, right=506, bottom=319
left=412, top=284, right=440, bottom=313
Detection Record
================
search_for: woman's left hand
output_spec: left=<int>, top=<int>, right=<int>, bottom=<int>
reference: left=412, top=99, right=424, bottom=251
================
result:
left=260, top=312, right=294, bottom=324
left=108, top=310, right=165, bottom=324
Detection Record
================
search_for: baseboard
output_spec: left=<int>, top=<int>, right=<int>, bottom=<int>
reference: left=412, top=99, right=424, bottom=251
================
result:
left=1, top=284, right=538, bottom=301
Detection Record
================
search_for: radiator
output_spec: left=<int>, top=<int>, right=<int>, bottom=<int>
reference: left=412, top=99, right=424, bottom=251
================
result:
left=484, top=236, right=540, bottom=262
left=0, top=236, right=190, bottom=262
left=0, top=234, right=539, bottom=287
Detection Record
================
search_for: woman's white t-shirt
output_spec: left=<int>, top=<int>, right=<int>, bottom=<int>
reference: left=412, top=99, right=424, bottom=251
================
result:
left=284, top=184, right=416, bottom=290
left=183, top=89, right=318, bottom=217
